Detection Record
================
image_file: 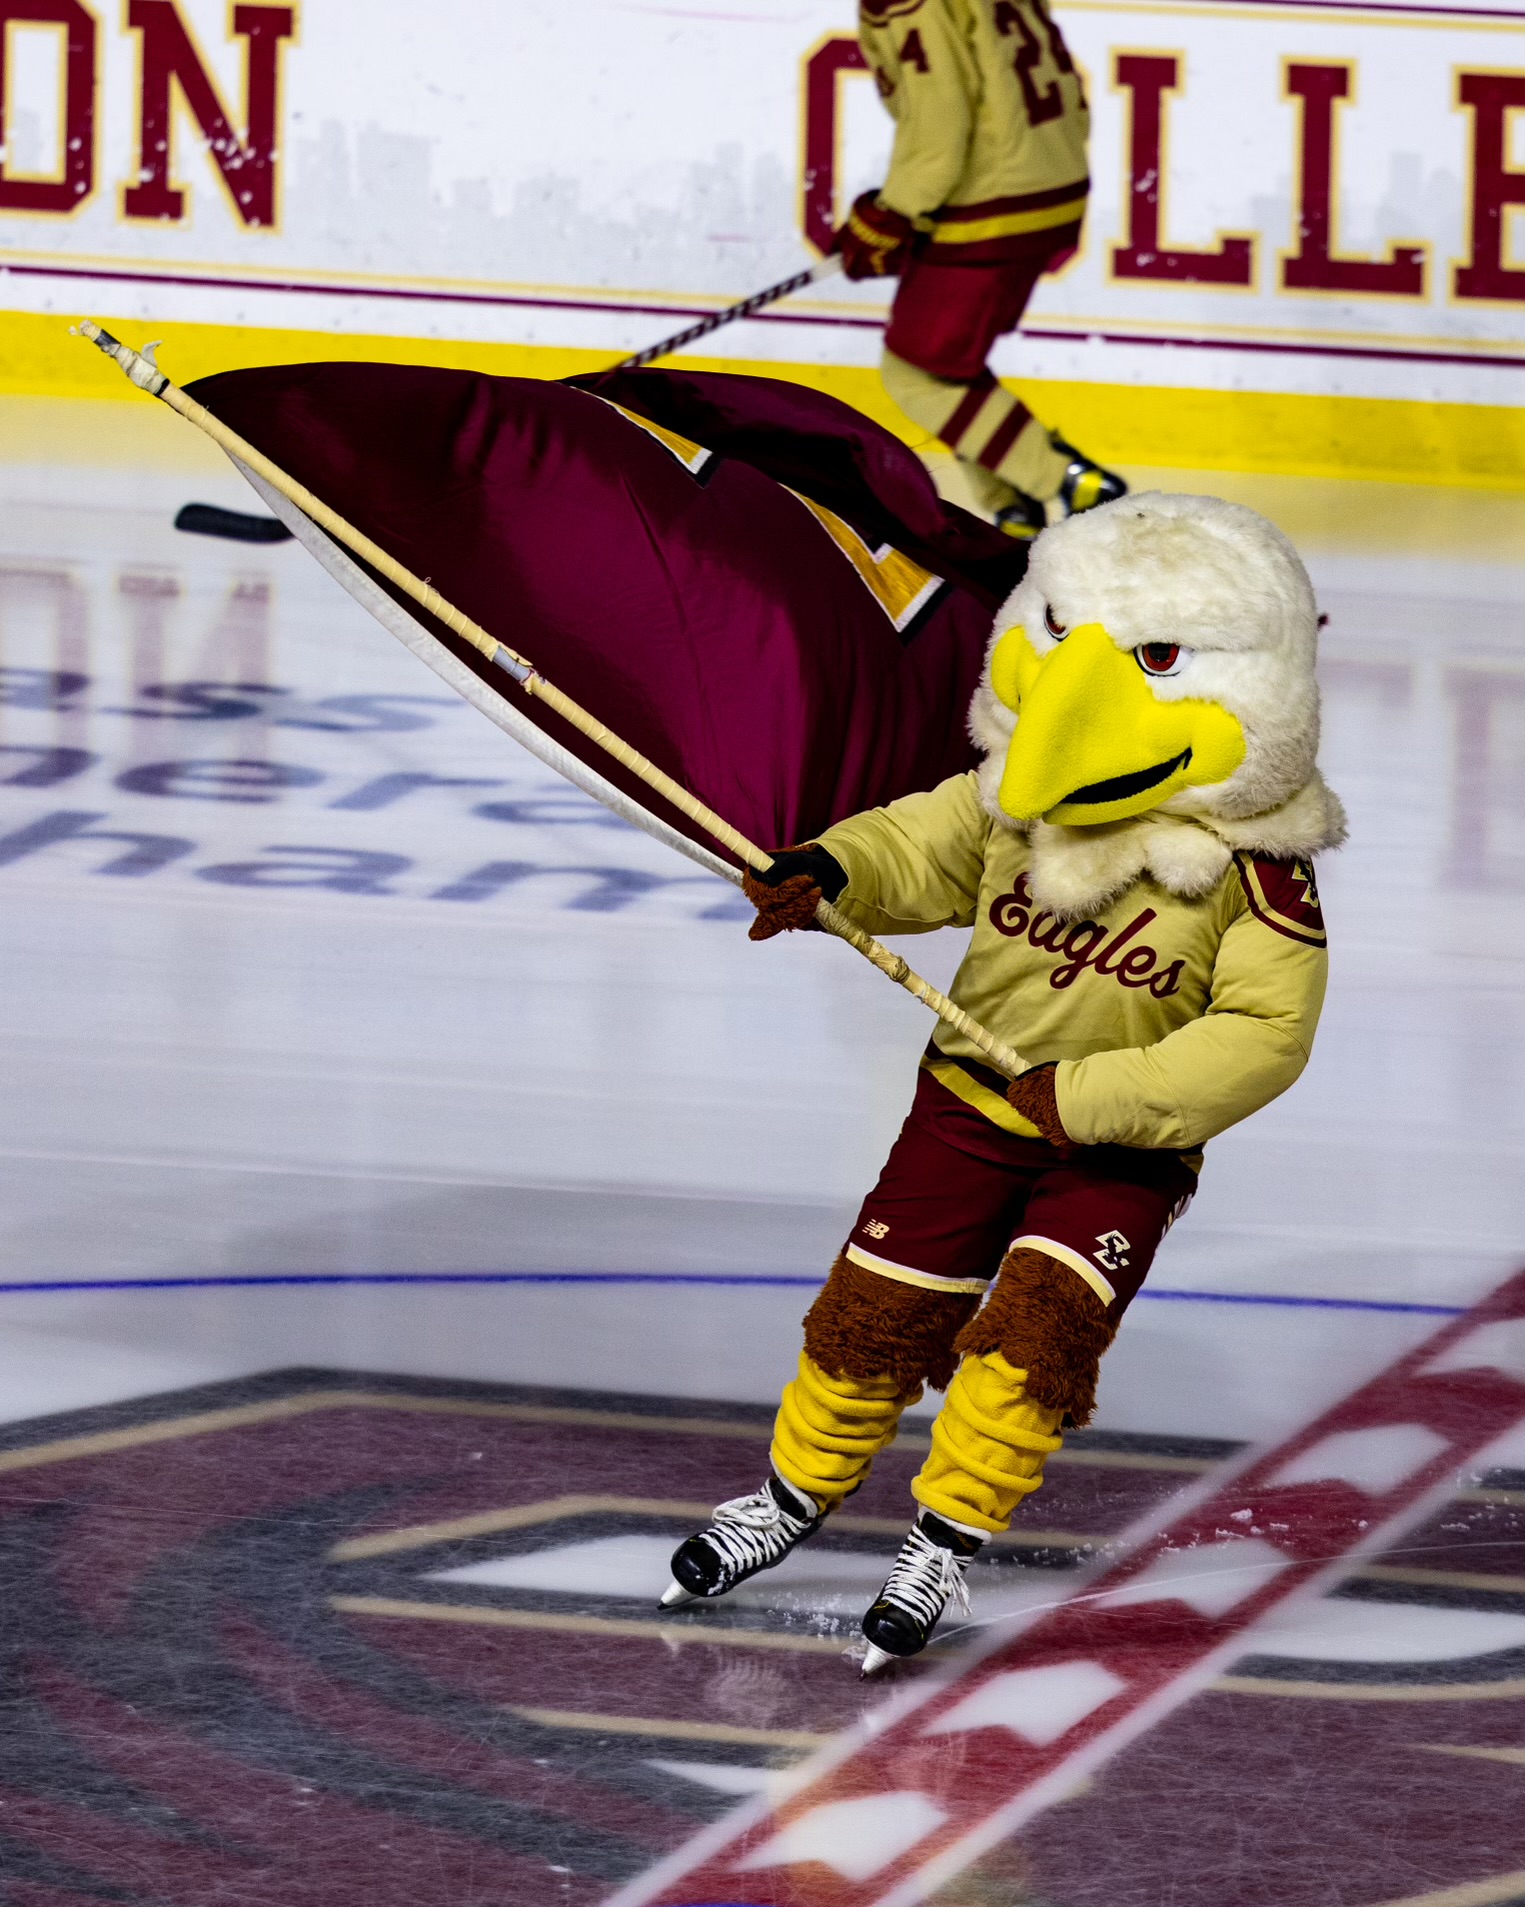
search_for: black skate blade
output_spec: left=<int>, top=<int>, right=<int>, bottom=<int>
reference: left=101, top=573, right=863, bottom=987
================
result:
left=174, top=503, right=293, bottom=544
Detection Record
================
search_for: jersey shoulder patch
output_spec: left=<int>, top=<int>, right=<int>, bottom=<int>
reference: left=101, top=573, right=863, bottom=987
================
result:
left=1234, top=852, right=1327, bottom=946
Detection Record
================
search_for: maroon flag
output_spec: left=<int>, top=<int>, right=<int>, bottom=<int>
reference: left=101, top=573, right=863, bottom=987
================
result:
left=185, top=362, right=1026, bottom=864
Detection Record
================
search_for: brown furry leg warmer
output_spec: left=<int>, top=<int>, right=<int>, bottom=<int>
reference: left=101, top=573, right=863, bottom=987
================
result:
left=803, top=1253, right=982, bottom=1396
left=953, top=1247, right=1118, bottom=1425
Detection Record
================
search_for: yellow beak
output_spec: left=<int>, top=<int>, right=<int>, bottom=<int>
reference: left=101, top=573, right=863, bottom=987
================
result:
left=989, top=621, right=1247, bottom=825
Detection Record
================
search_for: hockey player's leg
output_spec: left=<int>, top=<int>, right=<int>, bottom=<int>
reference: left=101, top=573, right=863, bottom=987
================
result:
left=663, top=1252, right=980, bottom=1609
left=882, top=247, right=1125, bottom=525
left=882, top=350, right=1059, bottom=538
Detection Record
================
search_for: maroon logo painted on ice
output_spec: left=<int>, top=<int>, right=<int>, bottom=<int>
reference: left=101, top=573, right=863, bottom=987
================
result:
left=989, top=872, right=1185, bottom=996
left=631, top=1265, right=1525, bottom=1907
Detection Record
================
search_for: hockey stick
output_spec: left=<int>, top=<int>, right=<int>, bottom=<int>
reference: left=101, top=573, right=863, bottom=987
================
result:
left=74, top=320, right=1028, bottom=1080
left=609, top=254, right=843, bottom=371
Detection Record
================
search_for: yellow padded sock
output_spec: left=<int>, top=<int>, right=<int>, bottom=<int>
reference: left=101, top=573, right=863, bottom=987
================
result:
left=912, top=1351, right=1065, bottom=1536
left=881, top=349, right=1069, bottom=503
left=770, top=1352, right=914, bottom=1512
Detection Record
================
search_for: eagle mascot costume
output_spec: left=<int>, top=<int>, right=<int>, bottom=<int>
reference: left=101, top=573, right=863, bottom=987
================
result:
left=663, top=490, right=1346, bottom=1675
left=117, top=338, right=1341, bottom=1679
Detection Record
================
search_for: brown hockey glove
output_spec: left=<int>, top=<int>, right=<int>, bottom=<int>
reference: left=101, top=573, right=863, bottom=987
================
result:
left=834, top=191, right=917, bottom=279
left=742, top=844, right=848, bottom=942
left=1006, top=1062, right=1073, bottom=1153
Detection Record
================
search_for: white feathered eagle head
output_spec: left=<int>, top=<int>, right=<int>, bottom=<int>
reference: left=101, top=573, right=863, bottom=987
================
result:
left=969, top=492, right=1323, bottom=830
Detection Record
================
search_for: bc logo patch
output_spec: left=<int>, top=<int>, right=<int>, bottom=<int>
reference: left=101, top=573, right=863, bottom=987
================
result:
left=1235, top=852, right=1327, bottom=945
left=1094, top=1229, right=1132, bottom=1273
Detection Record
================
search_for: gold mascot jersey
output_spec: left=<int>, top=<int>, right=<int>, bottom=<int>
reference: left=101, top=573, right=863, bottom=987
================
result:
left=820, top=772, right=1329, bottom=1153
left=859, top=0, right=1090, bottom=244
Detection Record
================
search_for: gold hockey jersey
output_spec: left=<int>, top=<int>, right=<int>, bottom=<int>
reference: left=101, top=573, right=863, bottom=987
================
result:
left=859, top=0, right=1090, bottom=250
left=819, top=772, right=1329, bottom=1153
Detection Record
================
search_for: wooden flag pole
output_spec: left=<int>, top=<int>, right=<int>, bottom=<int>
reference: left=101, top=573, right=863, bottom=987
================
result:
left=73, top=320, right=1028, bottom=1080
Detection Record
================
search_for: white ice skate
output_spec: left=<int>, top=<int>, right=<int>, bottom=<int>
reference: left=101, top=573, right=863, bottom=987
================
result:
left=860, top=1513, right=979, bottom=1676
left=660, top=1473, right=822, bottom=1607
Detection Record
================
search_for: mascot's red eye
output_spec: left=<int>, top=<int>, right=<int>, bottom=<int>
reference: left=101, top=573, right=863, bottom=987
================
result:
left=1136, top=643, right=1182, bottom=675
left=1043, top=604, right=1066, bottom=637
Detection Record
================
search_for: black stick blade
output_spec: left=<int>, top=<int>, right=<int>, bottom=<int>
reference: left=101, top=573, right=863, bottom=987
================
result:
left=174, top=502, right=294, bottom=543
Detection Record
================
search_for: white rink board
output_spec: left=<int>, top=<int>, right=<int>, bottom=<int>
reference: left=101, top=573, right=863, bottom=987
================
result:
left=2, top=0, right=1524, bottom=403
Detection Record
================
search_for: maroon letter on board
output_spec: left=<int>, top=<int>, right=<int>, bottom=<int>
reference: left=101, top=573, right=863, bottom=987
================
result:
left=1454, top=70, right=1525, bottom=303
left=1112, top=52, right=1255, bottom=285
left=0, top=0, right=95, bottom=214
left=801, top=33, right=869, bottom=256
left=123, top=0, right=294, bottom=227
left=1283, top=63, right=1424, bottom=296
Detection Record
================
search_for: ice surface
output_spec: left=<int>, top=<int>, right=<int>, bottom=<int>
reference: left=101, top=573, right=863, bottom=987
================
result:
left=2, top=415, right=1524, bottom=1904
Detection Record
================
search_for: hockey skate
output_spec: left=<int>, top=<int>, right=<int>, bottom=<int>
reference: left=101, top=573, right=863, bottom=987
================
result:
left=1053, top=432, right=1128, bottom=515
left=860, top=1511, right=982, bottom=1675
left=994, top=492, right=1047, bottom=540
left=660, top=1472, right=822, bottom=1607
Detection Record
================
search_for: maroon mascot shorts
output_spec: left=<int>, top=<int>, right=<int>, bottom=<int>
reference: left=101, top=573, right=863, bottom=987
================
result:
left=843, top=1059, right=1197, bottom=1314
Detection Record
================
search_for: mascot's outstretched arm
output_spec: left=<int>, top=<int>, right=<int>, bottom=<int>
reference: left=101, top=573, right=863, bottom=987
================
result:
left=668, top=492, right=1344, bottom=1676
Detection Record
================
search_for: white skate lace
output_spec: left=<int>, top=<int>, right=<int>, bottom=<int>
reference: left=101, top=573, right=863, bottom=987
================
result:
left=878, top=1524, right=974, bottom=1627
left=698, top=1486, right=814, bottom=1585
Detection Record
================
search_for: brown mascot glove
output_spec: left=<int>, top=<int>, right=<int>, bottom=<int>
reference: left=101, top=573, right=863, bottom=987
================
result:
left=742, top=844, right=849, bottom=942
left=1007, top=1062, right=1073, bottom=1153
left=835, top=191, right=917, bottom=279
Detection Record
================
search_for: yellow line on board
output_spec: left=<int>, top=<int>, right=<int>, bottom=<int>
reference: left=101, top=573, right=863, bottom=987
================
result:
left=329, top=1594, right=851, bottom=1656
left=8, top=308, right=1525, bottom=489
left=506, top=1706, right=827, bottom=1750
left=1022, top=312, right=1525, bottom=358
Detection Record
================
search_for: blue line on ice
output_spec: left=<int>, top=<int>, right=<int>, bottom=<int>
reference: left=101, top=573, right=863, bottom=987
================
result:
left=0, top=1271, right=1465, bottom=1315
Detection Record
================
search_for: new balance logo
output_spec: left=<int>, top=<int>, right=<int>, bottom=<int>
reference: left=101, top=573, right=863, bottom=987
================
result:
left=863, top=1219, right=890, bottom=1240
left=1094, top=1230, right=1131, bottom=1273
